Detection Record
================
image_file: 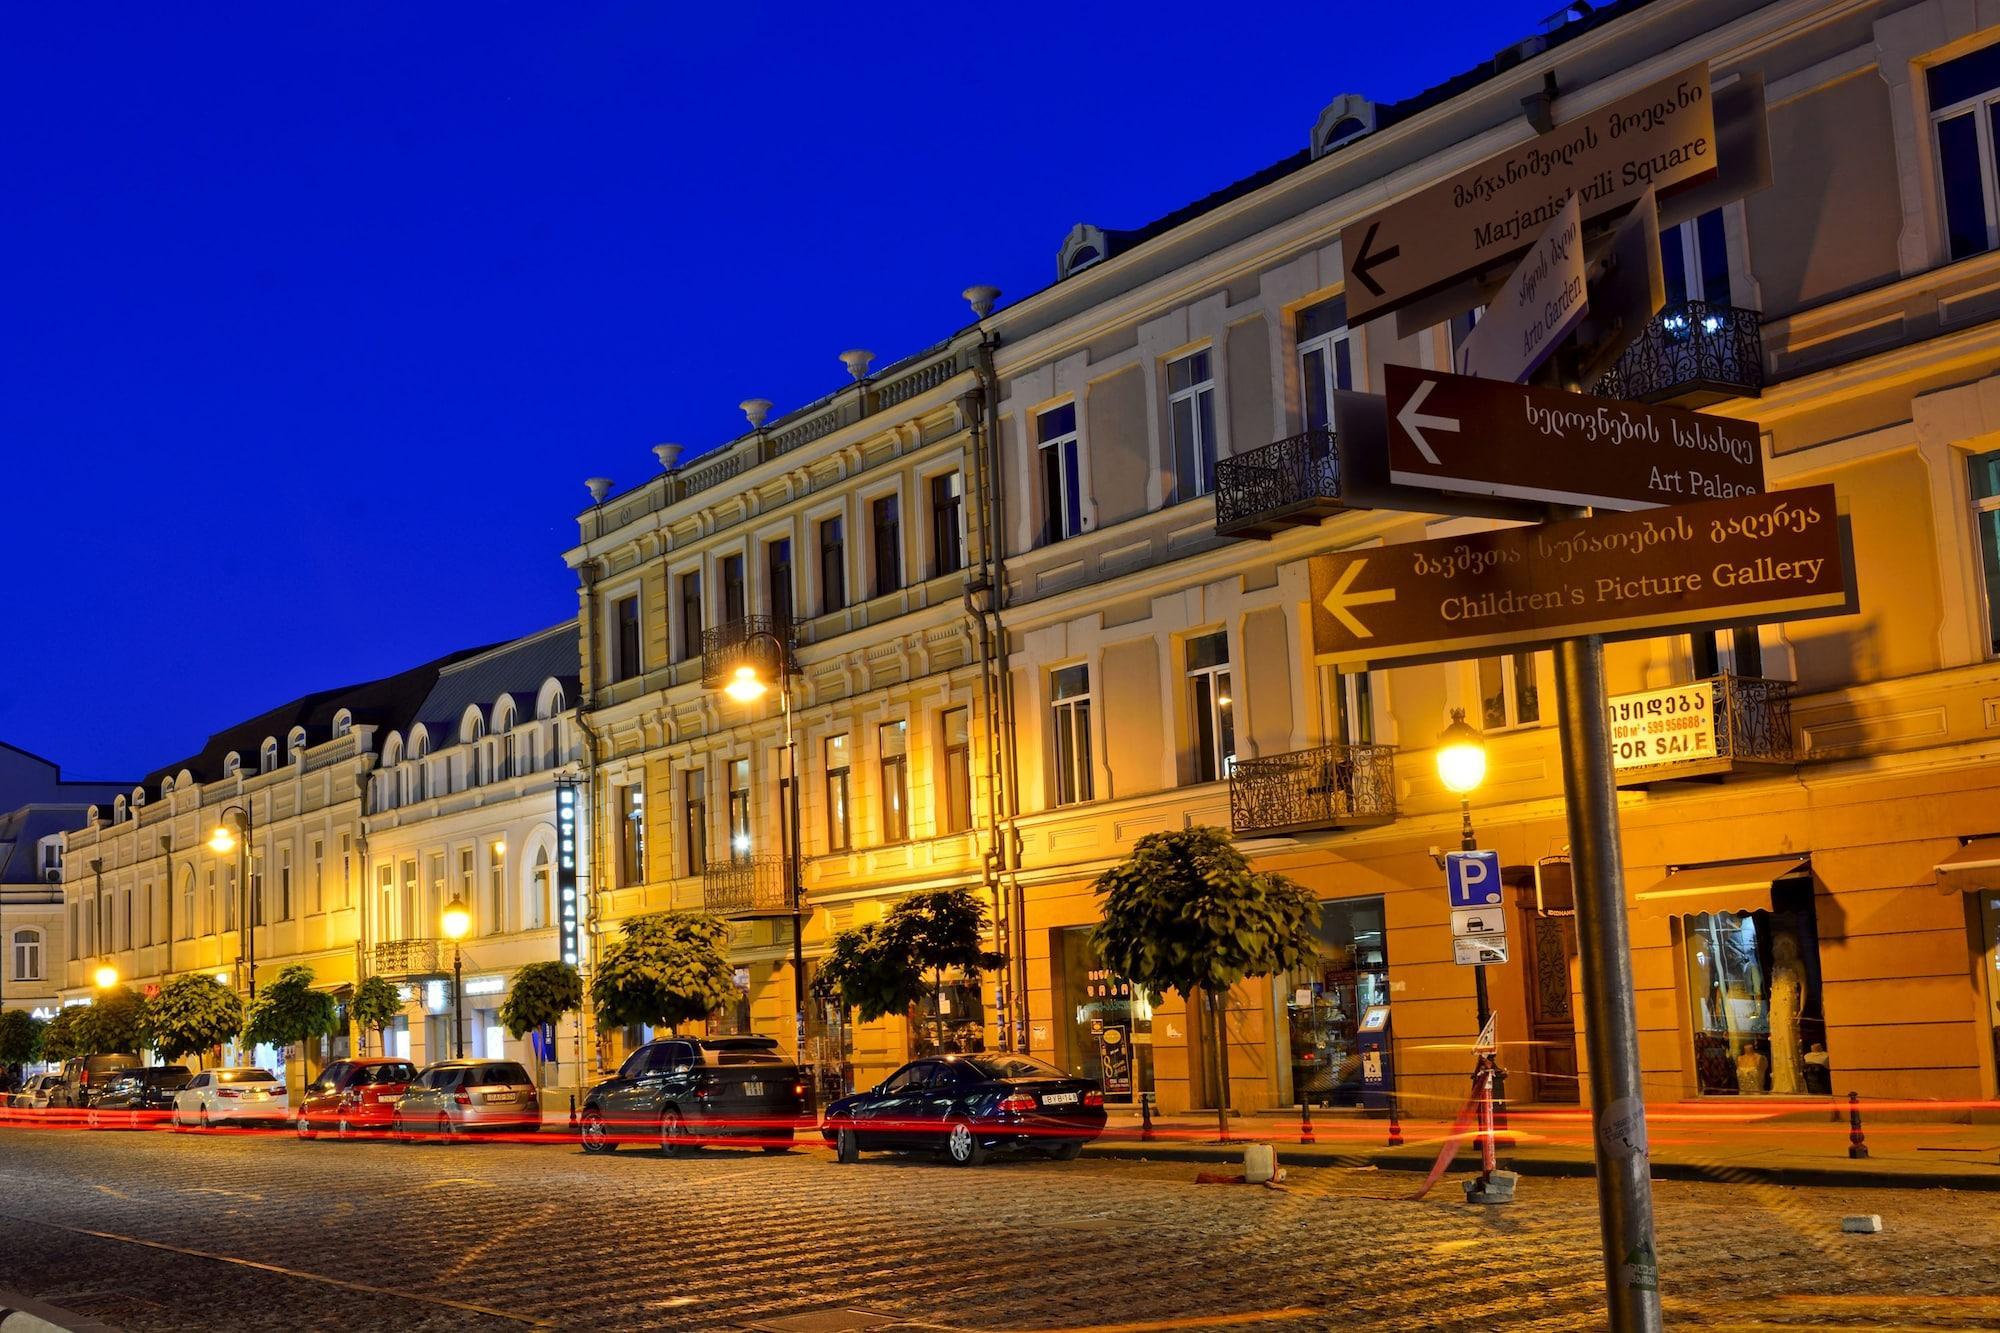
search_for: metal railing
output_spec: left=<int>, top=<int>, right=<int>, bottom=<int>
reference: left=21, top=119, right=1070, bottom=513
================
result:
left=1229, top=741, right=1399, bottom=837
left=1592, top=299, right=1763, bottom=404
left=700, top=615, right=798, bottom=689
left=702, top=854, right=794, bottom=917
left=1712, top=674, right=1793, bottom=764
left=371, top=939, right=443, bottom=978
left=1213, top=428, right=1343, bottom=538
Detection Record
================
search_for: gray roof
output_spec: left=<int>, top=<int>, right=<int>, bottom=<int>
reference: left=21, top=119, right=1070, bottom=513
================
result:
left=405, top=621, right=580, bottom=742
left=0, top=804, right=100, bottom=886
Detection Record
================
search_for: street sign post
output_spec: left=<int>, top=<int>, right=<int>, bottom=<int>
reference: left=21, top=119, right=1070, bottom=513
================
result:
left=1454, top=936, right=1511, bottom=966
left=1309, top=485, right=1849, bottom=669
left=1454, top=195, right=1586, bottom=383
left=1342, top=64, right=1718, bottom=324
left=1446, top=850, right=1503, bottom=907
left=1380, top=363, right=1765, bottom=512
left=1451, top=907, right=1508, bottom=937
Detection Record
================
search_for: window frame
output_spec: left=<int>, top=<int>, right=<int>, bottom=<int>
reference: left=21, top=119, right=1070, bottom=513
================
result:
left=1972, top=448, right=2000, bottom=658
left=1295, top=299, right=1354, bottom=433
left=1036, top=402, right=1085, bottom=545
left=610, top=590, right=643, bottom=682
left=1184, top=631, right=1236, bottom=784
left=940, top=706, right=972, bottom=834
left=818, top=514, right=847, bottom=615
left=619, top=782, right=646, bottom=887
left=12, top=928, right=42, bottom=982
left=1929, top=46, right=2000, bottom=261
left=1166, top=347, right=1220, bottom=502
left=825, top=734, right=852, bottom=853
left=684, top=770, right=707, bottom=877
left=878, top=720, right=910, bottom=844
left=728, top=757, right=752, bottom=857
left=869, top=492, right=903, bottom=599
left=928, top=470, right=965, bottom=578
left=676, top=567, right=704, bottom=664
left=1050, top=663, right=1095, bottom=806
left=1476, top=653, right=1544, bottom=731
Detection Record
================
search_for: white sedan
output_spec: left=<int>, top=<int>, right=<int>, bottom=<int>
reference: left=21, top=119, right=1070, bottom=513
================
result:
left=172, top=1068, right=289, bottom=1128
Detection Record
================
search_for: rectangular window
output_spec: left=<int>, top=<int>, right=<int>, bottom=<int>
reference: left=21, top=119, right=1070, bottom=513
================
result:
left=819, top=517, right=847, bottom=614
left=1051, top=664, right=1095, bottom=806
left=1684, top=882, right=1829, bottom=1095
left=221, top=866, right=234, bottom=933
left=941, top=706, right=972, bottom=834
left=768, top=538, right=794, bottom=627
left=930, top=472, right=964, bottom=577
left=1478, top=654, right=1542, bottom=729
left=13, top=931, right=41, bottom=981
left=311, top=838, right=324, bottom=914
left=1186, top=631, right=1236, bottom=783
left=1167, top=349, right=1219, bottom=501
left=612, top=594, right=642, bottom=681
left=677, top=571, right=703, bottom=662
left=619, top=783, right=646, bottom=886
left=253, top=856, right=266, bottom=927
left=378, top=864, right=394, bottom=937
left=879, top=720, right=909, bottom=843
left=488, top=842, right=505, bottom=934
left=721, top=553, right=746, bottom=624
left=1037, top=403, right=1084, bottom=544
left=728, top=758, right=751, bottom=856
left=825, top=735, right=852, bottom=853
left=871, top=495, right=902, bottom=597
left=1659, top=211, right=1732, bottom=307
left=1296, top=298, right=1353, bottom=432
left=399, top=859, right=417, bottom=941
left=1693, top=628, right=1764, bottom=680
left=458, top=846, right=475, bottom=927
left=426, top=853, right=445, bottom=933
left=341, top=834, right=353, bottom=909
left=684, top=771, right=707, bottom=876
left=1929, top=44, right=2000, bottom=260
left=1319, top=665, right=1376, bottom=746
left=1974, top=449, right=2000, bottom=656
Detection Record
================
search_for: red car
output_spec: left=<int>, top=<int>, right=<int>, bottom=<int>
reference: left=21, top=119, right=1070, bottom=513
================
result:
left=295, top=1058, right=420, bottom=1138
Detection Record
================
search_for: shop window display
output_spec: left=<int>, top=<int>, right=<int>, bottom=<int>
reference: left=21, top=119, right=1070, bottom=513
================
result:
left=912, top=978, right=987, bottom=1058
left=1684, top=884, right=1831, bottom=1095
left=1287, top=897, right=1391, bottom=1107
left=1056, top=926, right=1154, bottom=1103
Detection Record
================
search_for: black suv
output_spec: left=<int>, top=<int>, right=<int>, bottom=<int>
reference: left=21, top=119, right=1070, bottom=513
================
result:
left=88, top=1066, right=193, bottom=1129
left=580, top=1036, right=807, bottom=1155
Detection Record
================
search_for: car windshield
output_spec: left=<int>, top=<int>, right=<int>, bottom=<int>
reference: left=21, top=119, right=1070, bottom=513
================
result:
left=218, top=1070, right=277, bottom=1084
left=963, top=1054, right=1067, bottom=1081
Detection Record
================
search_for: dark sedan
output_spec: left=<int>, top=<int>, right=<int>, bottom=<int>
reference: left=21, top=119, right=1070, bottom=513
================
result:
left=87, top=1066, right=192, bottom=1129
left=821, top=1053, right=1105, bottom=1165
left=579, top=1035, right=807, bottom=1155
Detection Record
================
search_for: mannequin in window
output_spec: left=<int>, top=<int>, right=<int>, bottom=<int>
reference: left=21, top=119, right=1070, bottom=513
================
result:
left=1767, top=931, right=1807, bottom=1095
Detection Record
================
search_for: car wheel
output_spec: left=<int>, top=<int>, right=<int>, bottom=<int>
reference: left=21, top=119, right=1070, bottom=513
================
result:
left=392, top=1114, right=411, bottom=1143
left=199, top=1107, right=210, bottom=1132
left=1048, top=1140, right=1083, bottom=1161
left=296, top=1113, right=315, bottom=1140
left=437, top=1113, right=456, bottom=1143
left=658, top=1107, right=691, bottom=1156
left=579, top=1109, right=615, bottom=1154
left=944, top=1120, right=987, bottom=1167
left=834, top=1127, right=860, bottom=1164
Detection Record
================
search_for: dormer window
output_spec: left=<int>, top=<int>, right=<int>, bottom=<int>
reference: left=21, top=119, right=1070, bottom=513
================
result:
left=332, top=709, right=353, bottom=738
left=287, top=726, right=308, bottom=764
left=224, top=752, right=242, bottom=778
left=1311, top=93, right=1377, bottom=159
left=260, top=738, right=279, bottom=772
left=1057, top=224, right=1111, bottom=280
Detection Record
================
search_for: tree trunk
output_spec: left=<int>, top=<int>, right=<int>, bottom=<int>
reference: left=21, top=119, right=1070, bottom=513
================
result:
left=1206, top=986, right=1232, bottom=1143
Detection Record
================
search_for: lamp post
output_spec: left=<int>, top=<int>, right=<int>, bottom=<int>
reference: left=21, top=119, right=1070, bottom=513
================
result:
left=1436, top=708, right=1507, bottom=1162
left=207, top=806, right=255, bottom=999
left=717, top=632, right=808, bottom=1073
left=442, top=896, right=471, bottom=1059
left=93, top=964, right=119, bottom=991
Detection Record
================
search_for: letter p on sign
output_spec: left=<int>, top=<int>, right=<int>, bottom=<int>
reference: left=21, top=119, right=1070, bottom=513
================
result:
left=1447, top=850, right=1503, bottom=908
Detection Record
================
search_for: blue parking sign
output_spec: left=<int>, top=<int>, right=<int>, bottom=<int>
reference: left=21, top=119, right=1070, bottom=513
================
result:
left=1446, top=850, right=1503, bottom=908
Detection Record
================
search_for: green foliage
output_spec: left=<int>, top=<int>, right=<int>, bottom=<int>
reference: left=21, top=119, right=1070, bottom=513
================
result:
left=813, top=886, right=1005, bottom=1022
left=499, top=961, right=582, bottom=1039
left=590, top=912, right=734, bottom=1034
left=1091, top=826, right=1322, bottom=1004
left=145, top=975, right=244, bottom=1062
left=0, top=1009, right=46, bottom=1065
left=242, top=965, right=341, bottom=1051
left=75, top=986, right=149, bottom=1056
left=40, top=1006, right=87, bottom=1062
left=350, top=975, right=403, bottom=1047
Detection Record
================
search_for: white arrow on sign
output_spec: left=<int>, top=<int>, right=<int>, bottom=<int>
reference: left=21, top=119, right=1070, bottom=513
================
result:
left=1396, top=377, right=1459, bottom=465
left=1322, top=559, right=1397, bottom=638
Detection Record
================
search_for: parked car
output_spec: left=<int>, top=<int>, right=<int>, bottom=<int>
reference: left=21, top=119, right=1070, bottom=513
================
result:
left=9, top=1073, right=64, bottom=1110
left=392, top=1060, right=539, bottom=1139
left=294, top=1058, right=420, bottom=1138
left=172, top=1067, right=288, bottom=1128
left=579, top=1035, right=807, bottom=1155
left=49, top=1053, right=143, bottom=1110
left=87, top=1066, right=193, bottom=1129
left=822, top=1053, right=1106, bottom=1165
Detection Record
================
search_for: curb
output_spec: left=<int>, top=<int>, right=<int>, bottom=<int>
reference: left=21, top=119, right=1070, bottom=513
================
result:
left=0, top=1291, right=121, bottom=1333
left=1079, top=1142, right=2000, bottom=1192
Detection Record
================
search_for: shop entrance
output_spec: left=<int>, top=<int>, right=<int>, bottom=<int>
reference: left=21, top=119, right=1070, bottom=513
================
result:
left=1977, top=893, right=2000, bottom=1089
left=1284, top=897, right=1390, bottom=1108
left=1518, top=907, right=1580, bottom=1103
left=1053, top=926, right=1154, bottom=1104
left=1682, top=878, right=1832, bottom=1095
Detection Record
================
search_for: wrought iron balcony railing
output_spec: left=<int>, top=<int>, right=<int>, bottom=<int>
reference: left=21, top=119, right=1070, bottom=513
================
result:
left=702, top=853, right=795, bottom=918
left=1213, top=428, right=1345, bottom=540
left=700, top=615, right=798, bottom=690
left=371, top=938, right=443, bottom=979
left=1591, top=299, right=1763, bottom=407
left=1229, top=741, right=1398, bottom=837
left=1614, top=674, right=1793, bottom=786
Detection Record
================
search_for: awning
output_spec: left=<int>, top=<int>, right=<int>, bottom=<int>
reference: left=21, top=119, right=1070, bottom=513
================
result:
left=1633, top=856, right=1809, bottom=919
left=1936, top=837, right=2000, bottom=891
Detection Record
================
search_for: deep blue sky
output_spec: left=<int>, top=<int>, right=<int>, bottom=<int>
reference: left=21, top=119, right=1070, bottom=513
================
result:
left=4, top=2, right=1558, bottom=781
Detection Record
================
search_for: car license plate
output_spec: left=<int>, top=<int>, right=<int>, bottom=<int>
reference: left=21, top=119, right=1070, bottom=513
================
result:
left=485, top=1091, right=516, bottom=1103
left=742, top=1082, right=764, bottom=1098
left=1041, top=1092, right=1079, bottom=1106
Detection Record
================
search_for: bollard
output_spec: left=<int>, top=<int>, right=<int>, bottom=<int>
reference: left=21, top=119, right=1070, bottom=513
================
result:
left=568, top=1094, right=578, bottom=1131
left=1300, top=1097, right=1316, bottom=1145
left=1846, top=1090, right=1868, bottom=1159
left=1140, top=1090, right=1155, bottom=1142
left=1387, top=1098, right=1405, bottom=1147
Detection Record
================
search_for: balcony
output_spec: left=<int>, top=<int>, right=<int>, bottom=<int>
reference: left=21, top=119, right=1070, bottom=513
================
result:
left=1213, top=428, right=1345, bottom=540
left=703, top=853, right=795, bottom=918
left=371, top=939, right=443, bottom=978
left=701, top=615, right=798, bottom=690
left=1612, top=675, right=1794, bottom=788
left=1229, top=741, right=1399, bottom=837
left=1591, top=299, right=1764, bottom=407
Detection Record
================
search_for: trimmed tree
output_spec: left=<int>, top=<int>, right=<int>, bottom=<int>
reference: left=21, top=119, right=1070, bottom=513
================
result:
left=40, top=1006, right=88, bottom=1063
left=350, top=975, right=403, bottom=1056
left=887, top=887, right=1006, bottom=1005
left=590, top=912, right=734, bottom=1035
left=76, top=985, right=149, bottom=1056
left=499, top=961, right=582, bottom=1084
left=1092, top=826, right=1321, bottom=1141
left=0, top=1008, right=46, bottom=1068
left=811, top=921, right=926, bottom=1024
left=242, top=965, right=341, bottom=1081
left=145, top=975, right=244, bottom=1065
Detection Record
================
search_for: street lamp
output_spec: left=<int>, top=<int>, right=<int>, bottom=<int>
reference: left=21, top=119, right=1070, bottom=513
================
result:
left=93, top=965, right=118, bottom=990
left=1435, top=707, right=1506, bottom=1159
left=208, top=805, right=257, bottom=998
left=441, top=896, right=471, bottom=1060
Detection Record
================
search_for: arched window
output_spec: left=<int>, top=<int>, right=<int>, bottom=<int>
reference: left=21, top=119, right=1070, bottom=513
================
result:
left=287, top=726, right=308, bottom=764
left=528, top=846, right=551, bottom=931
left=332, top=709, right=353, bottom=738
left=114, top=795, right=127, bottom=822
left=179, top=867, right=196, bottom=939
left=224, top=752, right=242, bottom=778
left=461, top=707, right=485, bottom=746
left=260, top=738, right=279, bottom=772
left=131, top=786, right=146, bottom=810
left=12, top=928, right=43, bottom=981
left=160, top=776, right=174, bottom=796
left=536, top=679, right=565, bottom=721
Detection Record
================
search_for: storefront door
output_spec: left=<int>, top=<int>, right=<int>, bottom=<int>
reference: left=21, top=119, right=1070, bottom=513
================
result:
left=1978, top=893, right=2000, bottom=1088
left=1285, top=897, right=1390, bottom=1108
left=1054, top=927, right=1154, bottom=1104
left=1519, top=908, right=1579, bottom=1103
left=1683, top=879, right=1831, bottom=1096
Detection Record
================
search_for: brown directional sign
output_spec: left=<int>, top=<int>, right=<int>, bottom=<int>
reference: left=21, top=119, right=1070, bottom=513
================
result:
left=1383, top=364, right=1764, bottom=512
left=1343, top=64, right=1717, bottom=324
left=1309, top=486, right=1851, bottom=669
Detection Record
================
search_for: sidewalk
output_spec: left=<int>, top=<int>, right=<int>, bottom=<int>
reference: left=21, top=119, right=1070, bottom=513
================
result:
left=0, top=1289, right=120, bottom=1333
left=1082, top=1102, right=2000, bottom=1191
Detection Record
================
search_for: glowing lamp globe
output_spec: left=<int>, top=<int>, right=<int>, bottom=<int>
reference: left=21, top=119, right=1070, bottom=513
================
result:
left=441, top=897, right=472, bottom=941
left=93, top=965, right=119, bottom=989
left=1435, top=709, right=1488, bottom=796
left=207, top=823, right=238, bottom=855
left=723, top=664, right=769, bottom=703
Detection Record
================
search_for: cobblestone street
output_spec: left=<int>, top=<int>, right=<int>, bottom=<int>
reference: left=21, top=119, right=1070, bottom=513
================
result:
left=0, top=1126, right=1996, bottom=1330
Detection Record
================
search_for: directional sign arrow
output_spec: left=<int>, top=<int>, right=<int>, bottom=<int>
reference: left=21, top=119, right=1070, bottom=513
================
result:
left=1321, top=558, right=1396, bottom=638
left=1394, top=377, right=1459, bottom=466
left=1349, top=221, right=1399, bottom=298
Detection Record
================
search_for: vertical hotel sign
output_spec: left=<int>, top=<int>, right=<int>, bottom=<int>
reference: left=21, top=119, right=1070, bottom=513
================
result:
left=556, top=777, right=582, bottom=967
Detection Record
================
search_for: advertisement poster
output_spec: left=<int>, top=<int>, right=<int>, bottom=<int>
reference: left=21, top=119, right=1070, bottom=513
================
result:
left=1098, top=1021, right=1132, bottom=1098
